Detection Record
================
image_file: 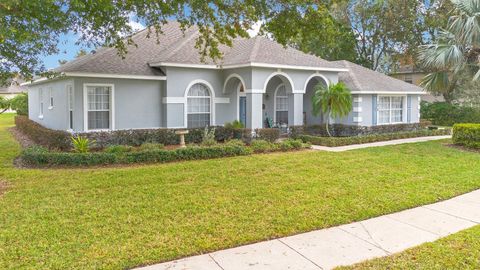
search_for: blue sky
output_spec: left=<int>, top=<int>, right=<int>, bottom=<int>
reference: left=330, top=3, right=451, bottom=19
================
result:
left=42, top=32, right=92, bottom=69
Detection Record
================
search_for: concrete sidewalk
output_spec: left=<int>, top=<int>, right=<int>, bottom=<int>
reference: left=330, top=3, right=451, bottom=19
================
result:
left=136, top=189, right=480, bottom=270
left=311, top=135, right=451, bottom=152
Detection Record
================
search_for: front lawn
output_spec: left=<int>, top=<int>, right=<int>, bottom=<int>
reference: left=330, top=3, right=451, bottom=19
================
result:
left=0, top=113, right=480, bottom=269
left=337, top=225, right=480, bottom=269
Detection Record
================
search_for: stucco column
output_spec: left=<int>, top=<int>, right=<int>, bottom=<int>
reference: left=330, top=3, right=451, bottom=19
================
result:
left=288, top=93, right=304, bottom=126
left=246, top=93, right=263, bottom=129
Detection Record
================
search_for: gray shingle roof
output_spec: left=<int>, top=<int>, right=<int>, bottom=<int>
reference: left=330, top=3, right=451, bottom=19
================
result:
left=333, top=60, right=425, bottom=94
left=56, top=22, right=342, bottom=75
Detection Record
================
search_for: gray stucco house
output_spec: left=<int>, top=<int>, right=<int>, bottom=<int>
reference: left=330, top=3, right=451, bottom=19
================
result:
left=25, top=22, right=425, bottom=132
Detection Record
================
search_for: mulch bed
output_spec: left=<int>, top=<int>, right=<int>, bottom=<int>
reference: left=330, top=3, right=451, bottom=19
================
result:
left=445, top=143, right=480, bottom=153
left=9, top=127, right=36, bottom=149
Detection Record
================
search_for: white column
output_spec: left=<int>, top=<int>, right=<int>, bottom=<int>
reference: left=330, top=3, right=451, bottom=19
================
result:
left=288, top=93, right=304, bottom=126
left=246, top=93, right=263, bottom=129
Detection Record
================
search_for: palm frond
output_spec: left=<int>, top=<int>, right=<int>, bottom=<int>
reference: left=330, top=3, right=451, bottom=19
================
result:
left=420, top=72, right=450, bottom=92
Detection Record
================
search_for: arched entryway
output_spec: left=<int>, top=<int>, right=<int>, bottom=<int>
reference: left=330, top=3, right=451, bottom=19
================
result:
left=223, top=74, right=247, bottom=126
left=263, top=72, right=294, bottom=128
left=303, top=75, right=329, bottom=125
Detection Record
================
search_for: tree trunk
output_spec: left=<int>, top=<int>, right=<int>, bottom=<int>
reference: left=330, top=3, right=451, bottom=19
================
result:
left=325, top=110, right=332, bottom=137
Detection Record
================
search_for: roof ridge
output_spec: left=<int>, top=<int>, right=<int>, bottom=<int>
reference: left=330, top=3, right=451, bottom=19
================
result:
left=161, top=28, right=199, bottom=61
left=248, top=36, right=262, bottom=63
left=342, top=61, right=364, bottom=91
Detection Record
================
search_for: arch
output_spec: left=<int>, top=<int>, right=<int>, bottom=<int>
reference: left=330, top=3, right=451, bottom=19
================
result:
left=303, top=73, right=330, bottom=93
left=184, top=79, right=215, bottom=128
left=262, top=71, right=295, bottom=94
left=223, top=73, right=246, bottom=94
left=273, top=84, right=289, bottom=124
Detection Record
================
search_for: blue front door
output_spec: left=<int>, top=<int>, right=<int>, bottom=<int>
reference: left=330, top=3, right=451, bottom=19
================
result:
left=239, top=96, right=247, bottom=126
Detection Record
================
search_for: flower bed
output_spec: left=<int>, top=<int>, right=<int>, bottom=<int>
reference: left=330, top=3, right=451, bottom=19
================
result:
left=296, top=129, right=451, bottom=147
left=20, top=139, right=309, bottom=167
left=452, top=124, right=480, bottom=149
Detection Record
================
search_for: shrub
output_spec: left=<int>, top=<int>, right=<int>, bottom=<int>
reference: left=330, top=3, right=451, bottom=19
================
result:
left=250, top=140, right=278, bottom=153
left=255, top=128, right=280, bottom=143
left=139, top=142, right=164, bottom=151
left=421, top=102, right=480, bottom=126
left=290, top=123, right=423, bottom=137
left=15, top=116, right=71, bottom=150
left=280, top=139, right=305, bottom=150
left=82, top=129, right=178, bottom=148
left=201, top=127, right=217, bottom=146
left=299, top=129, right=451, bottom=147
left=224, top=139, right=245, bottom=147
left=10, top=93, right=28, bottom=115
left=71, top=136, right=92, bottom=153
left=105, top=145, right=133, bottom=154
left=22, top=147, right=119, bottom=166
left=224, top=120, right=244, bottom=129
left=453, top=124, right=480, bottom=149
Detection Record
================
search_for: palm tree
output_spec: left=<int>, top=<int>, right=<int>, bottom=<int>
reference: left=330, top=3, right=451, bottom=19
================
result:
left=311, top=82, right=352, bottom=137
left=419, top=0, right=480, bottom=103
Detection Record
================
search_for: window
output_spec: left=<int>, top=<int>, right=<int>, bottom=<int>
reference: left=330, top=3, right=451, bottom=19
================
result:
left=404, top=74, right=413, bottom=84
left=39, top=88, right=44, bottom=118
left=275, top=84, right=288, bottom=125
left=48, top=87, right=54, bottom=108
left=67, top=85, right=74, bottom=130
left=187, top=83, right=211, bottom=128
left=378, top=96, right=404, bottom=124
left=86, top=85, right=112, bottom=130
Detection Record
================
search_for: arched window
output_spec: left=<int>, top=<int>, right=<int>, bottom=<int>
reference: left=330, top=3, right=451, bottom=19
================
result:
left=275, top=84, right=288, bottom=125
left=187, top=83, right=211, bottom=128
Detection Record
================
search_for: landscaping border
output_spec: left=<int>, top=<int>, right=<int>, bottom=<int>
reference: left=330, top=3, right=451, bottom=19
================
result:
left=296, top=129, right=451, bottom=147
left=452, top=123, right=480, bottom=149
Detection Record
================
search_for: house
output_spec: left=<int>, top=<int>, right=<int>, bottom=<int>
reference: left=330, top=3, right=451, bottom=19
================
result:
left=390, top=64, right=444, bottom=103
left=1, top=77, right=26, bottom=113
left=25, top=22, right=425, bottom=133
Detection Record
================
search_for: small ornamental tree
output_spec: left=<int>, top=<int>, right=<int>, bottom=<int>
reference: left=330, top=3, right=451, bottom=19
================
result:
left=0, top=96, right=10, bottom=114
left=311, top=82, right=353, bottom=137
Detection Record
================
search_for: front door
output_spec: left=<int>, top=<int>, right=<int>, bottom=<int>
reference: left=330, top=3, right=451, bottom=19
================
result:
left=239, top=96, right=247, bottom=126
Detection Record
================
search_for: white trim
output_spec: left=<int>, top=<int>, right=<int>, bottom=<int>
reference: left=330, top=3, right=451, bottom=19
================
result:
left=223, top=73, right=246, bottom=93
left=184, top=79, right=216, bottom=128
left=214, top=97, right=230, bottom=103
left=353, top=117, right=363, bottom=123
left=236, top=83, right=247, bottom=121
left=376, top=95, right=407, bottom=125
left=353, top=107, right=362, bottom=113
left=150, top=62, right=348, bottom=72
left=245, top=88, right=264, bottom=94
left=303, top=73, right=330, bottom=93
left=162, top=97, right=185, bottom=104
left=273, top=84, right=288, bottom=124
left=263, top=71, right=295, bottom=94
left=83, top=83, right=115, bottom=132
left=48, top=87, right=54, bottom=109
left=354, top=97, right=363, bottom=102
left=66, top=84, right=74, bottom=130
left=351, top=91, right=427, bottom=95
left=38, top=87, right=44, bottom=119
left=22, top=73, right=166, bottom=86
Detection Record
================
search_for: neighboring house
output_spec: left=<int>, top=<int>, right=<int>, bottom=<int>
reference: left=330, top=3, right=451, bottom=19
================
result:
left=390, top=64, right=444, bottom=103
left=0, top=77, right=26, bottom=113
left=24, top=22, right=425, bottom=133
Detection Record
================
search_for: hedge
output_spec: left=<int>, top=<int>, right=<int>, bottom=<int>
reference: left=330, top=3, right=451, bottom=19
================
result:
left=298, top=129, right=451, bottom=147
left=421, top=102, right=480, bottom=126
left=21, top=139, right=308, bottom=167
left=15, top=116, right=71, bottom=150
left=290, top=123, right=424, bottom=138
left=452, top=124, right=480, bottom=149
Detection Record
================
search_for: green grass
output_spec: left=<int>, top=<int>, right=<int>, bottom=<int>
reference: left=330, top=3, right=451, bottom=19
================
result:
left=337, top=225, right=480, bottom=269
left=0, top=114, right=480, bottom=269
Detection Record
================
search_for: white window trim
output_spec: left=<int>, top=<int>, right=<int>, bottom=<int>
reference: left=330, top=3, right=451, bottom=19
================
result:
left=83, top=83, right=115, bottom=132
left=48, top=87, right=54, bottom=110
left=66, top=84, right=74, bottom=131
left=38, top=88, right=44, bottom=119
left=273, top=83, right=289, bottom=124
left=377, top=95, right=407, bottom=125
left=184, top=79, right=215, bottom=128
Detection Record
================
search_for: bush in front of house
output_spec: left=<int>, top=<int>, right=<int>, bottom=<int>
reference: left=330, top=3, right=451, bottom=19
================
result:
left=255, top=128, right=280, bottom=142
left=421, top=102, right=480, bottom=126
left=290, top=123, right=423, bottom=138
left=452, top=124, right=480, bottom=149
left=298, top=129, right=451, bottom=147
left=15, top=116, right=71, bottom=150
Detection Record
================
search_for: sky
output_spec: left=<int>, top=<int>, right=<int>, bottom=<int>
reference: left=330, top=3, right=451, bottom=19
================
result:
left=41, top=19, right=261, bottom=69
